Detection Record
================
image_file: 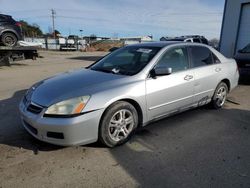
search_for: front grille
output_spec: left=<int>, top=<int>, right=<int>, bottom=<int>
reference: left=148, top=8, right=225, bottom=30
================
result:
left=23, top=120, right=38, bottom=135
left=27, top=103, right=43, bottom=114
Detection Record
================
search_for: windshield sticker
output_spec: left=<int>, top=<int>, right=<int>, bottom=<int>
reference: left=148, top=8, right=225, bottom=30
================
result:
left=136, top=48, right=152, bottom=53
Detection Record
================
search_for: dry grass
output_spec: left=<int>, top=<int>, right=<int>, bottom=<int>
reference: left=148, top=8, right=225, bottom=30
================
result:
left=86, top=41, right=123, bottom=52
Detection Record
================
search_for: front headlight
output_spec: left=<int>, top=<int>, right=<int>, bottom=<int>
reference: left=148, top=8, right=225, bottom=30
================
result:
left=44, top=96, right=90, bottom=116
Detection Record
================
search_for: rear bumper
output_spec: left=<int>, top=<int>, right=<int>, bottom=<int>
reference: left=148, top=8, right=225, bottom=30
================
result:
left=19, top=100, right=104, bottom=146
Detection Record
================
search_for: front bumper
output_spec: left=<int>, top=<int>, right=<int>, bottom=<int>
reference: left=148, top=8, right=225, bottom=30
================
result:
left=19, top=100, right=104, bottom=146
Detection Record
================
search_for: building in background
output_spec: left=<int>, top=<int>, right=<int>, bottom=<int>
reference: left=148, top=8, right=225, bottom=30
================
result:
left=220, top=0, right=250, bottom=57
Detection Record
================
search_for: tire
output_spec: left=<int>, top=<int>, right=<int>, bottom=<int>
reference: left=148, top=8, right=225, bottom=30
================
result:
left=211, top=82, right=228, bottom=109
left=99, top=101, right=138, bottom=147
left=1, top=32, right=18, bottom=47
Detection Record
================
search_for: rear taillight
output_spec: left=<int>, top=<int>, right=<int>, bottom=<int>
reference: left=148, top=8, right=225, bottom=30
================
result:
left=15, top=22, right=22, bottom=27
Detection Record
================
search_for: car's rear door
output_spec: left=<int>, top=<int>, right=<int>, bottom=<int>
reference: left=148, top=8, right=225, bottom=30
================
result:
left=189, top=46, right=221, bottom=105
left=146, top=46, right=195, bottom=120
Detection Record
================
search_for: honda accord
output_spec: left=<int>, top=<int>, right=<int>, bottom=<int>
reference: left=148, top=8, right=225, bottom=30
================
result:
left=19, top=42, right=239, bottom=147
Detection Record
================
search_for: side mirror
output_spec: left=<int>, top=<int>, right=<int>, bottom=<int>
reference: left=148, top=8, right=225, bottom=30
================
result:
left=151, top=66, right=172, bottom=78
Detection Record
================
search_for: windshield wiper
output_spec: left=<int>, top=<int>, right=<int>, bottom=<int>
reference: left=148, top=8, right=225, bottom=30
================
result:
left=118, top=69, right=133, bottom=76
left=91, top=68, right=118, bottom=74
left=91, top=67, right=133, bottom=76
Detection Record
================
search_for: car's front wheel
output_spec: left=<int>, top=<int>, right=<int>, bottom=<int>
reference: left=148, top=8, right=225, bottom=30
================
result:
left=211, top=82, right=228, bottom=109
left=99, top=101, right=138, bottom=147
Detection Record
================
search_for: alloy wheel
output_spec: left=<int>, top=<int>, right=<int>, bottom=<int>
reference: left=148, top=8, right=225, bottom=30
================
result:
left=108, top=109, right=134, bottom=142
left=215, top=86, right=227, bottom=107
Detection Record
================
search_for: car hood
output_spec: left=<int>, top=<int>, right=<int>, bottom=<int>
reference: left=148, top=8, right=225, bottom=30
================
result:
left=31, top=68, right=127, bottom=107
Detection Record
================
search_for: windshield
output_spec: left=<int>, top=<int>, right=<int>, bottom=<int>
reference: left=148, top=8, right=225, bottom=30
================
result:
left=242, top=43, right=250, bottom=53
left=90, top=46, right=161, bottom=75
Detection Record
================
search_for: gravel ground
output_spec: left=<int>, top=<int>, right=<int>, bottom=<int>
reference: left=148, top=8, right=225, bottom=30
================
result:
left=0, top=50, right=250, bottom=188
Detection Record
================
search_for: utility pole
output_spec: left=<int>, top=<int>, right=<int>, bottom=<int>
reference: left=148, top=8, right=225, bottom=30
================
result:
left=51, top=9, right=56, bottom=48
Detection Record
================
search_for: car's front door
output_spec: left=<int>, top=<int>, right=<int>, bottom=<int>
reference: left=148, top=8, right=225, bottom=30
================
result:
left=146, top=46, right=195, bottom=120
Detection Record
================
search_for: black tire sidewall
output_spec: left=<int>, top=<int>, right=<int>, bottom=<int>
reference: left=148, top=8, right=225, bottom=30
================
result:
left=212, top=82, right=228, bottom=109
left=99, top=101, right=138, bottom=147
left=2, top=33, right=17, bottom=47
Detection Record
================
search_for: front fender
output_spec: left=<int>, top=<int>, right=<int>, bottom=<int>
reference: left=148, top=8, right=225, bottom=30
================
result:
left=83, top=80, right=148, bottom=124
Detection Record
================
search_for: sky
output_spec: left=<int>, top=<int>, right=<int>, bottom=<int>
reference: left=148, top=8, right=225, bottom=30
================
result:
left=0, top=0, right=225, bottom=40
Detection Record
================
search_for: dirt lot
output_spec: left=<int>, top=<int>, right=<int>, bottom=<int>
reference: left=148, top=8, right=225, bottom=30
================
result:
left=0, top=51, right=250, bottom=188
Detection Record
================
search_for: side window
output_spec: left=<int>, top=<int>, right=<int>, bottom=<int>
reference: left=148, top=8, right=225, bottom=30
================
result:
left=185, top=39, right=192, bottom=42
left=201, top=38, right=208, bottom=44
left=193, top=38, right=201, bottom=43
left=0, top=16, right=5, bottom=22
left=156, top=47, right=189, bottom=73
left=190, top=46, right=213, bottom=68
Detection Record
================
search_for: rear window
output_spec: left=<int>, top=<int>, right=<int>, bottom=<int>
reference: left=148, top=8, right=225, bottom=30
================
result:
left=0, top=15, right=7, bottom=21
left=190, top=46, right=213, bottom=67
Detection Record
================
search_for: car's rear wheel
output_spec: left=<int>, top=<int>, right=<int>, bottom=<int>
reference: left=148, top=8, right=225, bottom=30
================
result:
left=211, top=82, right=228, bottom=109
left=99, top=101, right=138, bottom=147
left=1, top=32, right=18, bottom=47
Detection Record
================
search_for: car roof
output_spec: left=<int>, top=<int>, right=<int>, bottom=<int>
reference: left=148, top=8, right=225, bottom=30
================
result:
left=128, top=41, right=214, bottom=51
left=129, top=41, right=181, bottom=48
left=0, top=14, right=12, bottom=18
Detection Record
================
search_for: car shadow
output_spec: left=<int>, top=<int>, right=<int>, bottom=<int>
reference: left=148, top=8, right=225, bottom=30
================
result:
left=108, top=107, right=250, bottom=187
left=0, top=89, right=63, bottom=154
left=0, top=62, right=29, bottom=67
left=1, top=89, right=250, bottom=186
left=10, top=63, right=29, bottom=66
left=68, top=56, right=104, bottom=62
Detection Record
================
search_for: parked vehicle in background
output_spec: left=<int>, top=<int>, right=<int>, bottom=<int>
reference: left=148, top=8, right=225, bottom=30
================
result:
left=19, top=42, right=239, bottom=147
left=0, top=14, right=23, bottom=47
left=160, top=35, right=208, bottom=45
left=59, top=35, right=78, bottom=51
left=234, top=43, right=250, bottom=79
left=0, top=46, right=38, bottom=66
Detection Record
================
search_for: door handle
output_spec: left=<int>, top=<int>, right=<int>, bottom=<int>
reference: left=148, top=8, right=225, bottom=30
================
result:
left=184, top=75, right=193, bottom=81
left=215, top=67, right=222, bottom=72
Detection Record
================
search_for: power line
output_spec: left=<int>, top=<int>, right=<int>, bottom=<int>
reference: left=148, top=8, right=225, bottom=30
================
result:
left=18, top=15, right=50, bottom=19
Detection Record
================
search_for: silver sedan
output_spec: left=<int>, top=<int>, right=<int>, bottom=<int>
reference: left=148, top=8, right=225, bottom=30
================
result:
left=19, top=42, right=239, bottom=147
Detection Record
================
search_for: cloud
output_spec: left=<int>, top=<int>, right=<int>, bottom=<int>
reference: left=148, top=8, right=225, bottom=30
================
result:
left=0, top=0, right=224, bottom=39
